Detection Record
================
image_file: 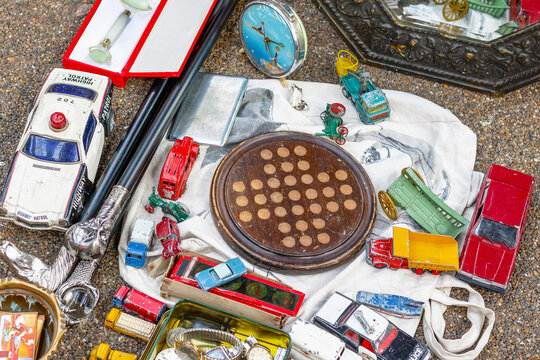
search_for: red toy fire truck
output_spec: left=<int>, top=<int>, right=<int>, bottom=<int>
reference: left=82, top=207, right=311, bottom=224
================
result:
left=158, top=137, right=199, bottom=201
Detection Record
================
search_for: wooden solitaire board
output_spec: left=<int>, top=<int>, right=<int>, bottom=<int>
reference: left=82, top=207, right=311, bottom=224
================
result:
left=211, top=132, right=376, bottom=271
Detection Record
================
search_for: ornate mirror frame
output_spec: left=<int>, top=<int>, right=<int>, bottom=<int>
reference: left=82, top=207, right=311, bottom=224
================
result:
left=312, top=0, right=539, bottom=93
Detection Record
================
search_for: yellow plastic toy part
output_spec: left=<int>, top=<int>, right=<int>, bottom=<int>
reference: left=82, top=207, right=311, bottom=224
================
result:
left=336, top=50, right=359, bottom=77
left=89, top=343, right=138, bottom=360
left=393, top=227, right=459, bottom=272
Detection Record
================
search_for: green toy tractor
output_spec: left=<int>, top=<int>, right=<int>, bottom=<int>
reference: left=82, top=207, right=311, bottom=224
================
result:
left=316, top=103, right=349, bottom=145
left=145, top=187, right=190, bottom=223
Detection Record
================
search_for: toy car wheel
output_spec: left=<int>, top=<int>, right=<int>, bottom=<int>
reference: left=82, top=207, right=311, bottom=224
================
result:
left=329, top=103, right=346, bottom=117
left=104, top=109, right=116, bottom=137
left=335, top=137, right=346, bottom=145
left=431, top=270, right=440, bottom=275
left=412, top=268, right=424, bottom=275
left=402, top=167, right=425, bottom=184
left=378, top=191, right=397, bottom=220
left=341, top=87, right=350, bottom=99
left=373, top=262, right=387, bottom=269
left=145, top=205, right=154, bottom=213
left=337, top=126, right=349, bottom=135
left=177, top=201, right=191, bottom=216
left=320, top=111, right=328, bottom=121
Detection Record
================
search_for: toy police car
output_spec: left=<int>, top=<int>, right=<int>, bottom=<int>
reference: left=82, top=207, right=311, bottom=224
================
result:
left=0, top=68, right=114, bottom=230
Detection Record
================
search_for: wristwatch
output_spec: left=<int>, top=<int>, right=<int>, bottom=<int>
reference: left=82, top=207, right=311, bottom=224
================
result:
left=156, top=347, right=199, bottom=360
left=174, top=328, right=244, bottom=360
left=244, top=335, right=273, bottom=360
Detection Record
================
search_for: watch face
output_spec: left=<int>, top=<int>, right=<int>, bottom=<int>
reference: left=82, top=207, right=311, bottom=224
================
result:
left=247, top=345, right=273, bottom=360
left=240, top=1, right=306, bottom=77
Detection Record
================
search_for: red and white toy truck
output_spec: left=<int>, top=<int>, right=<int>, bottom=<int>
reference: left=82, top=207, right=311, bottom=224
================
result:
left=113, top=286, right=166, bottom=323
left=158, top=137, right=199, bottom=200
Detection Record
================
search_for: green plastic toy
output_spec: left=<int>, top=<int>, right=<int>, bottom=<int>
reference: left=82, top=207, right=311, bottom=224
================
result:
left=145, top=187, right=190, bottom=223
left=316, top=103, right=349, bottom=145
left=378, top=168, right=469, bottom=238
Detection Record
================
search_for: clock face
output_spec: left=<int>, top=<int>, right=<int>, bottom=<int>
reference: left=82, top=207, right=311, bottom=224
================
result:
left=240, top=2, right=301, bottom=77
left=247, top=345, right=274, bottom=360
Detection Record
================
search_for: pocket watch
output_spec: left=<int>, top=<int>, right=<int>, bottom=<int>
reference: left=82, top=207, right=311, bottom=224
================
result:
left=244, top=335, right=273, bottom=360
left=239, top=0, right=307, bottom=78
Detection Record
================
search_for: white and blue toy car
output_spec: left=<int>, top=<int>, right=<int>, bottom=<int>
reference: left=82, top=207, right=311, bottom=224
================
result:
left=0, top=68, right=114, bottom=231
left=195, top=257, right=247, bottom=292
left=125, top=219, right=155, bottom=268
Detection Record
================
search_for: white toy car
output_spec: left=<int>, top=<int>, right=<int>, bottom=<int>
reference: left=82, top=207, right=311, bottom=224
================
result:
left=0, top=68, right=115, bottom=230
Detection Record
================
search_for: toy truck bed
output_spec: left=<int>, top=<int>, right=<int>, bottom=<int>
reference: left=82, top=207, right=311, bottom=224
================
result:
left=393, top=227, right=459, bottom=272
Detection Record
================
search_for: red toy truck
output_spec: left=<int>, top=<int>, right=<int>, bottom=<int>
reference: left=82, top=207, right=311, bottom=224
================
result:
left=158, top=137, right=199, bottom=200
left=155, top=217, right=181, bottom=259
left=113, top=286, right=166, bottom=323
left=457, top=164, right=535, bottom=293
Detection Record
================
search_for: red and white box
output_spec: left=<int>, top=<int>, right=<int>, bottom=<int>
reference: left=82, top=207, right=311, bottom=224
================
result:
left=63, top=0, right=217, bottom=87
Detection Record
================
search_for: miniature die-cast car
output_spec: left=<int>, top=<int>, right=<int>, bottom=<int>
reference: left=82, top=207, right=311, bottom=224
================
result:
left=125, top=219, right=155, bottom=268
left=89, top=343, right=137, bottom=360
left=195, top=257, right=248, bottom=292
left=0, top=68, right=114, bottom=230
left=457, top=164, right=535, bottom=293
left=158, top=136, right=199, bottom=200
left=340, top=70, right=390, bottom=125
left=366, top=227, right=459, bottom=275
left=313, top=292, right=430, bottom=360
left=356, top=291, right=424, bottom=319
left=316, top=103, right=349, bottom=145
left=155, top=216, right=181, bottom=259
left=145, top=187, right=190, bottom=223
left=113, top=286, right=166, bottom=323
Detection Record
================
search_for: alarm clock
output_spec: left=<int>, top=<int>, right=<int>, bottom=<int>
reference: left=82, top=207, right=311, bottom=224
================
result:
left=239, top=0, right=307, bottom=78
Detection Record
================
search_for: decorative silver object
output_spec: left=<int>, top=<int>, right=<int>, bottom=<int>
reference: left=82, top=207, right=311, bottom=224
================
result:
left=0, top=186, right=130, bottom=324
left=65, top=186, right=129, bottom=259
left=56, top=185, right=130, bottom=324
left=0, top=242, right=76, bottom=291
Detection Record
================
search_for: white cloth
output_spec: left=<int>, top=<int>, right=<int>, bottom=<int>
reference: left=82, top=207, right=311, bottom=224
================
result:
left=118, top=79, right=481, bottom=340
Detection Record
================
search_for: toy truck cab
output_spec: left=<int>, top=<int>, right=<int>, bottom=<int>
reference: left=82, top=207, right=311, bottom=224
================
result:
left=125, top=219, right=154, bottom=268
left=158, top=137, right=199, bottom=200
left=340, top=70, right=390, bottom=125
left=113, top=286, right=167, bottom=323
left=89, top=343, right=137, bottom=360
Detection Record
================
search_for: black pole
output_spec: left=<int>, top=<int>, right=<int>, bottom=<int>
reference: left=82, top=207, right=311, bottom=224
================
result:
left=80, top=78, right=173, bottom=221
left=118, top=0, right=239, bottom=190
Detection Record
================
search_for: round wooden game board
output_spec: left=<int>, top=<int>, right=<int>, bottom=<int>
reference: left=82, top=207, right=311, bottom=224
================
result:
left=211, top=132, right=376, bottom=271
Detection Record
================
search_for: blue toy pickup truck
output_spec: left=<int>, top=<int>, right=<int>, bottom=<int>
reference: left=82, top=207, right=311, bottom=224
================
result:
left=340, top=70, right=390, bottom=124
left=195, top=257, right=247, bottom=292
left=125, top=219, right=155, bottom=268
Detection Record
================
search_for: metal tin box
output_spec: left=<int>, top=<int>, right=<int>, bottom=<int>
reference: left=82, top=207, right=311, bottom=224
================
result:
left=140, top=299, right=291, bottom=360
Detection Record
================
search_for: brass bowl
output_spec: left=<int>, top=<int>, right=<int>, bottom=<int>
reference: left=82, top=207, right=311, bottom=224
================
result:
left=0, top=277, right=66, bottom=359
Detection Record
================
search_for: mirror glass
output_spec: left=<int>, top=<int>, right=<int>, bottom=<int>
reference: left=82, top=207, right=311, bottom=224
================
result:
left=383, top=0, right=539, bottom=41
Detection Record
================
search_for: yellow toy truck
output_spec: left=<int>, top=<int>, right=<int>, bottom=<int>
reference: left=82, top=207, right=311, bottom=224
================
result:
left=89, top=343, right=137, bottom=360
left=366, top=227, right=459, bottom=275
left=105, top=308, right=156, bottom=342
